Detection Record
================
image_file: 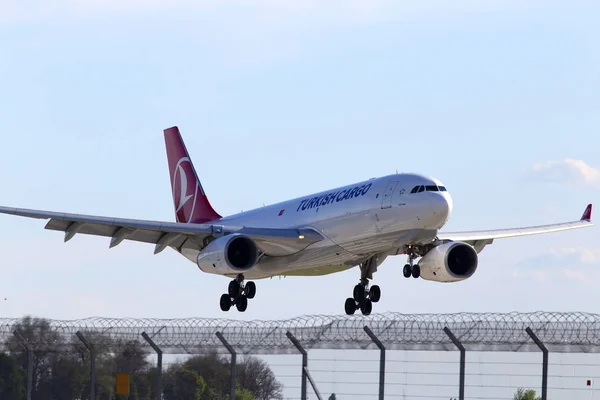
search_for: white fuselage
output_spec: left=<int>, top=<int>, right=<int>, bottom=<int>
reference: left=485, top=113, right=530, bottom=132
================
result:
left=180, top=173, right=453, bottom=279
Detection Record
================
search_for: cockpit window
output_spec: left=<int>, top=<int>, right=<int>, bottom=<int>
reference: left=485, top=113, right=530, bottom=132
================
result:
left=410, top=184, right=446, bottom=193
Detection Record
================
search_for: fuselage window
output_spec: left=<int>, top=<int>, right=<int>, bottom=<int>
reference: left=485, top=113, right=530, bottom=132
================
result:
left=410, top=186, right=420, bottom=194
left=426, top=185, right=438, bottom=192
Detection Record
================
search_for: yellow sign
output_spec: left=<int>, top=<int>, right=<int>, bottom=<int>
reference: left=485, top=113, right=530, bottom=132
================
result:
left=115, top=373, right=130, bottom=395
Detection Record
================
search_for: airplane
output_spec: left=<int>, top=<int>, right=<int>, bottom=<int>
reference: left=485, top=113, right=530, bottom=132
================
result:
left=0, top=127, right=593, bottom=315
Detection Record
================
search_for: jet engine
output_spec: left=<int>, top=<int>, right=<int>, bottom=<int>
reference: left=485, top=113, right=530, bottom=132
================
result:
left=418, top=241, right=478, bottom=282
left=197, top=234, right=259, bottom=275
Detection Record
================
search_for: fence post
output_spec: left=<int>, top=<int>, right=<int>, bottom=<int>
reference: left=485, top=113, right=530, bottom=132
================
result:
left=444, top=327, right=465, bottom=400
left=286, top=331, right=323, bottom=400
left=216, top=332, right=237, bottom=400
left=76, top=331, right=96, bottom=400
left=13, top=331, right=33, bottom=400
left=526, top=327, right=548, bottom=400
left=142, top=331, right=163, bottom=400
left=364, top=326, right=385, bottom=400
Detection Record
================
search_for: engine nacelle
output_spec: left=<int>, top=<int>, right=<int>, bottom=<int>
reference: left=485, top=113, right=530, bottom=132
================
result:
left=197, top=234, right=259, bottom=275
left=418, top=241, right=478, bottom=282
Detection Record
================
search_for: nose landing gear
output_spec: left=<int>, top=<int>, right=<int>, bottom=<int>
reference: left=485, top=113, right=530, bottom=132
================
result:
left=403, top=249, right=420, bottom=279
left=403, top=263, right=420, bottom=278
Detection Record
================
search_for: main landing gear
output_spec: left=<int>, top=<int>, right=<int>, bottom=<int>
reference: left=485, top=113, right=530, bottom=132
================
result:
left=345, top=281, right=381, bottom=316
left=220, top=274, right=256, bottom=312
left=403, top=250, right=420, bottom=279
left=345, top=256, right=382, bottom=316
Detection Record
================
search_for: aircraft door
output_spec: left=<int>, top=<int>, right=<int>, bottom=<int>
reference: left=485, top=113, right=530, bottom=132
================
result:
left=381, top=181, right=399, bottom=209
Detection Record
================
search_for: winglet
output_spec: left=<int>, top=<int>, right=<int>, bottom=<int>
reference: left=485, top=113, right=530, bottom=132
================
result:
left=581, top=204, right=592, bottom=221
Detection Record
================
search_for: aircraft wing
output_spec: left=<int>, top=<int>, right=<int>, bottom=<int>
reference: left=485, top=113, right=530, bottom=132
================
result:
left=0, top=206, right=323, bottom=256
left=437, top=204, right=593, bottom=252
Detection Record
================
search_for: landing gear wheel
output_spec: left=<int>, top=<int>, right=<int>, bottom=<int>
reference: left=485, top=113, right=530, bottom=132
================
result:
left=245, top=281, right=256, bottom=299
left=346, top=282, right=380, bottom=314
left=403, top=264, right=412, bottom=278
left=353, top=284, right=366, bottom=303
left=347, top=256, right=384, bottom=315
left=360, top=299, right=372, bottom=316
left=344, top=298, right=356, bottom=315
left=223, top=274, right=254, bottom=312
left=228, top=280, right=240, bottom=298
left=369, top=285, right=381, bottom=303
left=411, top=265, right=421, bottom=279
left=219, top=294, right=231, bottom=312
left=236, top=295, right=248, bottom=312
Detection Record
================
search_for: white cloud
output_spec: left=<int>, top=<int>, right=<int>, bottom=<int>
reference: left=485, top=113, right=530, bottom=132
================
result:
left=531, top=158, right=600, bottom=188
left=510, top=267, right=595, bottom=286
left=550, top=247, right=600, bottom=265
left=507, top=246, right=600, bottom=285
left=561, top=267, right=590, bottom=285
left=510, top=268, right=552, bottom=283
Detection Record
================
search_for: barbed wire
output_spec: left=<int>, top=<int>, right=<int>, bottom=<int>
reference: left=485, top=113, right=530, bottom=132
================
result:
left=2, top=311, right=600, bottom=354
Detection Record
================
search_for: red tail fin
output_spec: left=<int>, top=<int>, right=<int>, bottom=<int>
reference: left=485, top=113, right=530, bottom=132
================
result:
left=164, top=126, right=222, bottom=224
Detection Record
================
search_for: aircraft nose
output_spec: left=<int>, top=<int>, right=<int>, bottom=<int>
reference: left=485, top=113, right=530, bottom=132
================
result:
left=431, top=192, right=452, bottom=226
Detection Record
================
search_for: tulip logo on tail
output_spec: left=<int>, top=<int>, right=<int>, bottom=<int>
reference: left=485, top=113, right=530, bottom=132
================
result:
left=172, top=157, right=199, bottom=223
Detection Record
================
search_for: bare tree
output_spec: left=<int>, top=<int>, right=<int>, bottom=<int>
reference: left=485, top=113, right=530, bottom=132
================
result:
left=237, top=356, right=283, bottom=400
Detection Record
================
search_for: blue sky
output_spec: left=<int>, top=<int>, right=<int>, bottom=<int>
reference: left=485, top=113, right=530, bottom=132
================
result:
left=0, top=0, right=598, bottom=325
